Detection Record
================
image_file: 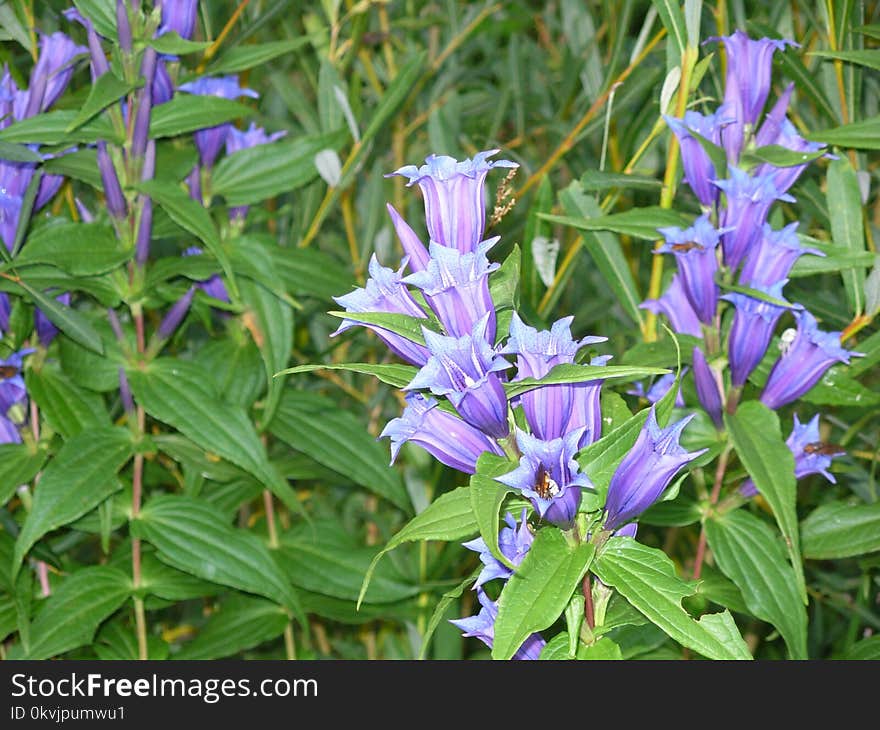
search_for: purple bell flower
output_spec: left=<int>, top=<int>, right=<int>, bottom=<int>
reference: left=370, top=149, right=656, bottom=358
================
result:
left=740, top=413, right=842, bottom=497
left=388, top=150, right=518, bottom=255
left=97, top=141, right=127, bottom=219
left=62, top=9, right=108, bottom=79
left=333, top=254, right=430, bottom=366
left=565, top=354, right=613, bottom=449
left=496, top=428, right=592, bottom=529
left=692, top=347, right=724, bottom=428
left=500, top=312, right=605, bottom=442
left=657, top=214, right=724, bottom=325
left=714, top=31, right=797, bottom=162
left=386, top=203, right=429, bottom=272
left=723, top=280, right=794, bottom=388
left=640, top=273, right=704, bottom=338
left=739, top=222, right=823, bottom=288
left=224, top=123, right=287, bottom=219
left=715, top=167, right=795, bottom=271
left=379, top=392, right=504, bottom=474
left=182, top=247, right=229, bottom=302
left=603, top=408, right=705, bottom=532
left=0, top=413, right=21, bottom=444
left=404, top=239, right=500, bottom=340
left=0, top=348, right=35, bottom=416
left=0, top=292, right=9, bottom=332
left=664, top=108, right=731, bottom=207
left=451, top=588, right=545, bottom=660
left=405, top=314, right=511, bottom=438
left=29, top=32, right=87, bottom=112
left=34, top=292, right=70, bottom=347
left=177, top=76, right=259, bottom=168
left=461, top=509, right=533, bottom=588
left=760, top=309, right=860, bottom=409
left=156, top=286, right=195, bottom=341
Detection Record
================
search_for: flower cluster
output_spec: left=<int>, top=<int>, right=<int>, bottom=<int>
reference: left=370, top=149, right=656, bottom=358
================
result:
left=335, top=150, right=704, bottom=658
left=648, top=30, right=859, bottom=460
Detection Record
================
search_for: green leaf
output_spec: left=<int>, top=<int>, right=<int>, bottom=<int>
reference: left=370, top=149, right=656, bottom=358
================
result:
left=25, top=365, right=109, bottom=438
left=22, top=566, right=130, bottom=660
left=137, top=179, right=238, bottom=300
left=579, top=170, right=661, bottom=191
left=16, top=221, right=130, bottom=275
left=725, top=402, right=805, bottom=603
left=275, top=362, right=417, bottom=389
left=801, top=369, right=880, bottom=407
left=540, top=207, right=692, bottom=240
left=0, top=141, right=43, bottom=163
left=560, top=184, right=644, bottom=327
left=327, top=310, right=430, bottom=346
left=801, top=501, right=880, bottom=559
left=267, top=244, right=350, bottom=302
left=174, top=595, right=289, bottom=660
left=470, top=454, right=517, bottom=570
left=139, top=553, right=221, bottom=602
left=0, top=110, right=120, bottom=146
left=706, top=510, right=808, bottom=659
left=827, top=157, right=867, bottom=315
left=0, top=444, right=47, bottom=506
left=147, top=32, right=211, bottom=55
left=211, top=130, right=348, bottom=207
left=741, top=144, right=827, bottom=168
left=149, top=95, right=255, bottom=139
left=126, top=358, right=299, bottom=515
left=17, top=280, right=105, bottom=354
left=489, top=245, right=520, bottom=345
left=808, top=117, right=880, bottom=150
left=13, top=428, right=132, bottom=575
left=361, top=52, right=426, bottom=149
left=73, top=0, right=116, bottom=38
left=809, top=49, right=880, bottom=71
left=843, top=636, right=880, bottom=660
left=651, top=0, right=687, bottom=60
left=133, top=494, right=303, bottom=620
left=270, top=391, right=410, bottom=511
left=505, top=363, right=668, bottom=399
left=43, top=149, right=101, bottom=189
left=593, top=537, right=752, bottom=660
left=492, top=529, right=594, bottom=660
left=65, top=72, right=135, bottom=132
left=280, top=521, right=418, bottom=603
left=206, top=38, right=310, bottom=74
left=358, top=487, right=478, bottom=608
left=790, top=238, right=876, bottom=277
left=239, top=262, right=293, bottom=426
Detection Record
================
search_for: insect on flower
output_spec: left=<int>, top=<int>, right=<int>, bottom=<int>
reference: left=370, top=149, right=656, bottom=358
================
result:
left=0, top=365, right=18, bottom=379
left=671, top=241, right=705, bottom=252
left=779, top=327, right=797, bottom=355
left=803, top=442, right=846, bottom=457
left=534, top=464, right=560, bottom=500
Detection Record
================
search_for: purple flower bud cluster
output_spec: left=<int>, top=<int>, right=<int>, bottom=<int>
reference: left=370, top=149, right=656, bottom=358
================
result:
left=336, top=151, right=706, bottom=654
left=647, top=30, right=860, bottom=427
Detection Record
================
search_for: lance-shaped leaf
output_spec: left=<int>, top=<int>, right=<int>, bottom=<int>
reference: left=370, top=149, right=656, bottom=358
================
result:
left=358, top=487, right=478, bottom=608
left=126, top=358, right=299, bottom=514
left=20, top=566, right=130, bottom=660
left=593, top=537, right=752, bottom=660
left=13, top=428, right=133, bottom=576
left=539, top=207, right=692, bottom=240
left=132, top=494, right=303, bottom=621
left=801, top=501, right=880, bottom=559
left=706, top=510, right=808, bottom=659
left=725, top=402, right=805, bottom=604
left=470, top=453, right=518, bottom=570
left=276, top=362, right=417, bottom=389
left=504, top=363, right=669, bottom=398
